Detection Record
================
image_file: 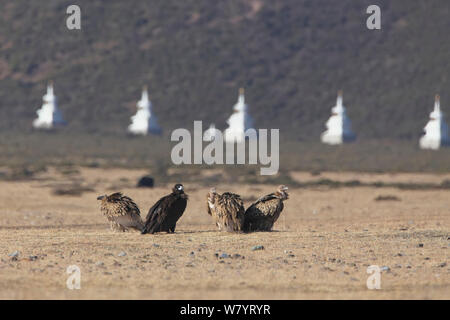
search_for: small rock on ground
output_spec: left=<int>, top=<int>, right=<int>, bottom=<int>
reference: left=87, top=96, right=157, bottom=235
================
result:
left=251, top=245, right=264, bottom=251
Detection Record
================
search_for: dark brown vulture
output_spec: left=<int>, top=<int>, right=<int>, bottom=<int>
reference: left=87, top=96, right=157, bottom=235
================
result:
left=142, top=184, right=188, bottom=234
left=243, top=185, right=289, bottom=232
left=206, top=188, right=245, bottom=232
left=97, top=192, right=144, bottom=232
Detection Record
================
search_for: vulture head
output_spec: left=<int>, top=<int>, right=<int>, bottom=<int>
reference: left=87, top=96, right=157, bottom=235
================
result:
left=97, top=192, right=123, bottom=202
left=206, top=187, right=218, bottom=215
left=207, top=187, right=218, bottom=202
left=172, top=183, right=185, bottom=194
left=277, top=185, right=289, bottom=200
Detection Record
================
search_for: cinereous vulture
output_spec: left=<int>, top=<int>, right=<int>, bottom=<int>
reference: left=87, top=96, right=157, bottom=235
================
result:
left=142, top=183, right=188, bottom=234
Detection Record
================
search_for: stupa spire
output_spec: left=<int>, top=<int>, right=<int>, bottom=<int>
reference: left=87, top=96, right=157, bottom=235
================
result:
left=239, top=87, right=245, bottom=102
left=233, top=87, right=247, bottom=112
left=334, top=90, right=344, bottom=113
left=434, top=94, right=440, bottom=112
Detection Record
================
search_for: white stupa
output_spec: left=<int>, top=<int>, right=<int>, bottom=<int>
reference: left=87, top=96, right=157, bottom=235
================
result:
left=204, top=124, right=220, bottom=141
left=321, top=90, right=356, bottom=145
left=224, top=88, right=254, bottom=143
left=32, top=82, right=65, bottom=129
left=419, top=95, right=449, bottom=150
left=128, top=87, right=161, bottom=135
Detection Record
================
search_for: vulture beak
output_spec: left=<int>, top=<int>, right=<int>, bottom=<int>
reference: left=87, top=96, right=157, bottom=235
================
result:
left=97, top=195, right=106, bottom=200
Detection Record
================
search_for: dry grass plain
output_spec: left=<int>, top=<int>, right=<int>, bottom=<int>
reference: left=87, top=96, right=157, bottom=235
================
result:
left=0, top=167, right=448, bottom=299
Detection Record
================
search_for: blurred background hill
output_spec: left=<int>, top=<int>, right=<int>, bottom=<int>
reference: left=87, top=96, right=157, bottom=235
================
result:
left=0, top=0, right=449, bottom=172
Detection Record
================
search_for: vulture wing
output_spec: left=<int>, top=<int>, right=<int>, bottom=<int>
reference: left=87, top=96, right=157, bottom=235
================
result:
left=101, top=192, right=144, bottom=232
left=244, top=193, right=283, bottom=232
left=142, top=197, right=167, bottom=234
left=142, top=193, right=187, bottom=234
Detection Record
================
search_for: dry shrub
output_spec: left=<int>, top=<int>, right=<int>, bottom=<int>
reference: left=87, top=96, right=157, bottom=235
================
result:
left=52, top=184, right=95, bottom=196
left=374, top=195, right=401, bottom=202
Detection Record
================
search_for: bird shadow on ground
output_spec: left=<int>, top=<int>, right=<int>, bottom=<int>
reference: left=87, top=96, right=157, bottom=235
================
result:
left=0, top=223, right=106, bottom=231
left=172, top=230, right=284, bottom=235
left=145, top=230, right=216, bottom=235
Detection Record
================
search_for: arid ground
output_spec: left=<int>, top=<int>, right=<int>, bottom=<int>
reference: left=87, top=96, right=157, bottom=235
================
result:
left=0, top=167, right=448, bottom=299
